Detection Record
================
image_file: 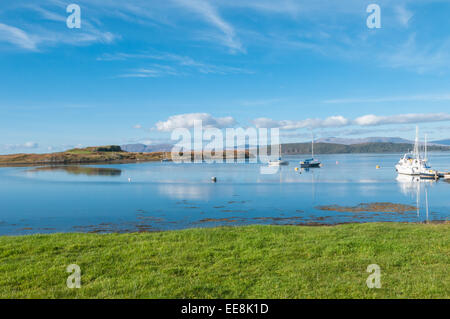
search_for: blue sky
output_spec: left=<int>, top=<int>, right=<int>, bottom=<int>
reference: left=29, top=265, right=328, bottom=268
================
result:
left=1, top=0, right=450, bottom=153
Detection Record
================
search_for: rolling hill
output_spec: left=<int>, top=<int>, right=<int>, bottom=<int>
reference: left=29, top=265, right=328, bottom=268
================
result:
left=316, top=137, right=414, bottom=145
left=279, top=142, right=450, bottom=155
left=432, top=139, right=450, bottom=146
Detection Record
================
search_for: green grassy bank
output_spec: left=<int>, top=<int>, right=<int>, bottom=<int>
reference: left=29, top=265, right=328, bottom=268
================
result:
left=0, top=223, right=448, bottom=299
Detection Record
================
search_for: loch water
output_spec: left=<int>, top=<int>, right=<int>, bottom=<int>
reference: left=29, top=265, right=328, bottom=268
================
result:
left=0, top=153, right=449, bottom=235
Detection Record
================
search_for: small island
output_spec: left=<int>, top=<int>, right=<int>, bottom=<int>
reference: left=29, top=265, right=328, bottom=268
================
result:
left=0, top=145, right=251, bottom=165
left=0, top=145, right=164, bottom=165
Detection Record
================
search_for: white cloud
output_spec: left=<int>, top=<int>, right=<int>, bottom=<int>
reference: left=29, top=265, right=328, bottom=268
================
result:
left=23, top=141, right=39, bottom=148
left=0, top=4, right=116, bottom=51
left=252, top=116, right=349, bottom=130
left=251, top=113, right=450, bottom=130
left=100, top=52, right=252, bottom=77
left=395, top=5, right=413, bottom=27
left=2, top=142, right=39, bottom=150
left=0, top=23, right=37, bottom=50
left=354, top=113, right=450, bottom=126
left=133, top=124, right=142, bottom=129
left=155, top=113, right=236, bottom=131
left=381, top=34, right=450, bottom=73
left=168, top=54, right=251, bottom=74
left=173, top=0, right=243, bottom=52
left=140, top=140, right=154, bottom=145
left=119, top=65, right=180, bottom=78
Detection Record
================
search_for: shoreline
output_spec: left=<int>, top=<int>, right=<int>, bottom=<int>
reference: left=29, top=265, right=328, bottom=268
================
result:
left=0, top=149, right=250, bottom=166
left=1, top=220, right=448, bottom=237
left=1, top=143, right=449, bottom=167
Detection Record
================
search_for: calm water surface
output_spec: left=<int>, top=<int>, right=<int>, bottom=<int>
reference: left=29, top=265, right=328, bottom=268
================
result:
left=1, top=153, right=449, bottom=235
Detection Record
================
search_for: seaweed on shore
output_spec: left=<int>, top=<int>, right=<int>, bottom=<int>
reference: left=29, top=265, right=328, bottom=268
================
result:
left=316, top=202, right=417, bottom=214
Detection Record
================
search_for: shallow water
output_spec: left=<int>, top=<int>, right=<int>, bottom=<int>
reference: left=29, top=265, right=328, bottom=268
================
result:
left=0, top=153, right=449, bottom=235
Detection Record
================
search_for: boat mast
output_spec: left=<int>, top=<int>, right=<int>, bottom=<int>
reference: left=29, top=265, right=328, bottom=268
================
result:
left=414, top=126, right=420, bottom=160
left=424, top=134, right=428, bottom=162
left=311, top=132, right=314, bottom=159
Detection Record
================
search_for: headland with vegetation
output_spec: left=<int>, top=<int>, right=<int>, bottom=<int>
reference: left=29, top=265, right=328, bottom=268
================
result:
left=0, top=145, right=250, bottom=166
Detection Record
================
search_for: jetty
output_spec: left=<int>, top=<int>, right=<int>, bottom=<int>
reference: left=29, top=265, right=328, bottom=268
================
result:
left=421, top=171, right=450, bottom=180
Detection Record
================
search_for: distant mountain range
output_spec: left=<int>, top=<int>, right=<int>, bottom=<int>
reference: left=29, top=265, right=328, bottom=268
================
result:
left=315, top=137, right=413, bottom=145
left=121, top=143, right=174, bottom=153
left=316, top=136, right=450, bottom=146
left=122, top=138, right=450, bottom=154
left=281, top=142, right=450, bottom=155
left=432, top=139, right=450, bottom=146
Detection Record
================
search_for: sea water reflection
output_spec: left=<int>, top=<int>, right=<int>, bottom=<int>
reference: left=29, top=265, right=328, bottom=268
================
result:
left=29, top=166, right=122, bottom=176
left=0, top=153, right=448, bottom=235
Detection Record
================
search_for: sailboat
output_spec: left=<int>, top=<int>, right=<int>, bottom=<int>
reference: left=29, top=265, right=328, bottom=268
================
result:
left=418, top=134, right=439, bottom=179
left=268, top=143, right=289, bottom=166
left=395, top=126, right=431, bottom=176
left=300, top=134, right=321, bottom=168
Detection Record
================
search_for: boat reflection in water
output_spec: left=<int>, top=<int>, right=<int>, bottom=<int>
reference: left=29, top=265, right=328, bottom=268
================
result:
left=396, top=174, right=434, bottom=222
left=30, top=166, right=122, bottom=176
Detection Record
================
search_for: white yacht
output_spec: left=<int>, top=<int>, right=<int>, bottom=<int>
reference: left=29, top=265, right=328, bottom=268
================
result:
left=395, top=127, right=431, bottom=176
left=396, top=154, right=429, bottom=176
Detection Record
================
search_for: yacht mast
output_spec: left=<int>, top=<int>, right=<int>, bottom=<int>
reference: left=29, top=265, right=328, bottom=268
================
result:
left=311, top=132, right=314, bottom=159
left=424, top=134, right=428, bottom=162
left=414, top=126, right=420, bottom=159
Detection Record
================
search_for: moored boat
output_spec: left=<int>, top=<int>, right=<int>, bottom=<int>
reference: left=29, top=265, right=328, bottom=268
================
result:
left=268, top=159, right=289, bottom=166
left=395, top=127, right=431, bottom=176
left=268, top=144, right=289, bottom=166
left=300, top=134, right=321, bottom=168
left=300, top=158, right=321, bottom=168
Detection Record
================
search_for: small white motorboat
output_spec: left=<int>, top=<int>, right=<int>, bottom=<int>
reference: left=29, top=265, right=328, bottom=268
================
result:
left=268, top=144, right=289, bottom=166
left=268, top=159, right=289, bottom=166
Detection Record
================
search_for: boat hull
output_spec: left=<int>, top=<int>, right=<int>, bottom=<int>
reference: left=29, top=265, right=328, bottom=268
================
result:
left=268, top=161, right=289, bottom=166
left=420, top=169, right=440, bottom=179
left=300, top=163, right=321, bottom=168
left=395, top=164, right=421, bottom=176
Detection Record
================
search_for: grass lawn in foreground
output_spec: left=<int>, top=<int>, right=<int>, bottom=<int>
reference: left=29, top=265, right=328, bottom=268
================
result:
left=0, top=223, right=448, bottom=298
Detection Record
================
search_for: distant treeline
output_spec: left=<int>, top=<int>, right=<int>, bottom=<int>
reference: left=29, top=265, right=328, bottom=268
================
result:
left=261, top=142, right=450, bottom=155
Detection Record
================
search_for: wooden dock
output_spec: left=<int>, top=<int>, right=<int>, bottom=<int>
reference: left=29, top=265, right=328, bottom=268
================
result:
left=420, top=171, right=449, bottom=180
